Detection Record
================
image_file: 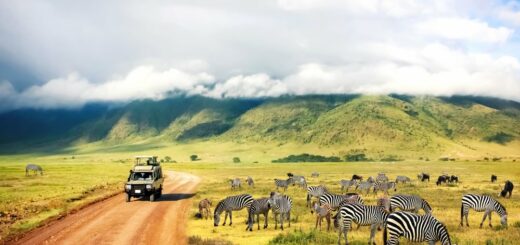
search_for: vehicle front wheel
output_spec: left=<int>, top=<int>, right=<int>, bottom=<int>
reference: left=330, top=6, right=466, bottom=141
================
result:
left=157, top=188, right=162, bottom=198
left=126, top=193, right=131, bottom=202
left=150, top=193, right=155, bottom=202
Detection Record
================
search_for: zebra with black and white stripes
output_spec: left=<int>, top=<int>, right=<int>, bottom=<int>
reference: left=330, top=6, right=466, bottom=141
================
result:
left=460, top=194, right=508, bottom=228
left=214, top=194, right=254, bottom=227
left=384, top=211, right=452, bottom=245
left=390, top=194, right=432, bottom=214
left=374, top=181, right=396, bottom=195
left=355, top=181, right=374, bottom=194
left=339, top=179, right=356, bottom=192
left=246, top=197, right=270, bottom=231
left=320, top=192, right=364, bottom=210
left=274, top=178, right=293, bottom=191
left=335, top=199, right=390, bottom=245
left=306, top=185, right=329, bottom=207
left=268, top=192, right=292, bottom=230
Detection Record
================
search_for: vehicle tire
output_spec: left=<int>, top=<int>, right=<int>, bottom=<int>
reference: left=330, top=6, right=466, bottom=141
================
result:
left=157, top=188, right=162, bottom=198
left=150, top=193, right=155, bottom=202
left=126, top=193, right=131, bottom=202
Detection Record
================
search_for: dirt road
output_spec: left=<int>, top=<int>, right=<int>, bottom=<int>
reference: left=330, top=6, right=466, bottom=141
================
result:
left=12, top=171, right=200, bottom=245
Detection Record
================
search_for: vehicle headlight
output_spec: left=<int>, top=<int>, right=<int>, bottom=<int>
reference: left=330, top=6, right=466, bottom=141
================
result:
left=146, top=184, right=152, bottom=189
left=125, top=184, right=132, bottom=190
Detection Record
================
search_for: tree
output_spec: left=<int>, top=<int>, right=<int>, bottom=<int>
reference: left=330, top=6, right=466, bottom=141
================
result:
left=233, top=157, right=241, bottom=163
left=164, top=156, right=172, bottom=162
left=190, top=155, right=199, bottom=161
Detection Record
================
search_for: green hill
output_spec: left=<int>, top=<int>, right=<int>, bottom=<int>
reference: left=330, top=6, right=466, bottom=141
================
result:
left=0, top=95, right=519, bottom=159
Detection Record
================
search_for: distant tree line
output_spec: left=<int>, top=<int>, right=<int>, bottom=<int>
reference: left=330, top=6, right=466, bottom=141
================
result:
left=272, top=153, right=341, bottom=163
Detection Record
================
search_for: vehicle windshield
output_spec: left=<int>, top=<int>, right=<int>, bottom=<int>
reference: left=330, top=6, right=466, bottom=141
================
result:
left=130, top=172, right=153, bottom=181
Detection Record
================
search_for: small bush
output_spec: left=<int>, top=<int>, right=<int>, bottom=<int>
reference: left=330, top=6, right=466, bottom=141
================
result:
left=232, top=157, right=240, bottom=163
left=190, top=155, right=199, bottom=161
left=439, top=157, right=449, bottom=161
left=188, top=236, right=233, bottom=245
left=164, top=156, right=172, bottom=162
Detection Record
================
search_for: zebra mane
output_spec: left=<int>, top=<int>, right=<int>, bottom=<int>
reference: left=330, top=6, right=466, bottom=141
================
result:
left=422, top=198, right=432, bottom=211
left=214, top=200, right=225, bottom=215
left=494, top=199, right=507, bottom=215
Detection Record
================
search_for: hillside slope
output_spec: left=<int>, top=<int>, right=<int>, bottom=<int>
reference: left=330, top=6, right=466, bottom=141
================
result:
left=0, top=95, right=519, bottom=158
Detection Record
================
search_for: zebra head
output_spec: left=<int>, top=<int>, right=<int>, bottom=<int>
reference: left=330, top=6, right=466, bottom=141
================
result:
left=501, top=214, right=508, bottom=227
left=422, top=199, right=433, bottom=214
left=377, top=197, right=390, bottom=213
left=213, top=201, right=224, bottom=226
left=436, top=221, right=452, bottom=245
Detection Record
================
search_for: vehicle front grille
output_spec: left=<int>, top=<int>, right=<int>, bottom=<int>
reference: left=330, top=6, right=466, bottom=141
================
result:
left=131, top=184, right=146, bottom=195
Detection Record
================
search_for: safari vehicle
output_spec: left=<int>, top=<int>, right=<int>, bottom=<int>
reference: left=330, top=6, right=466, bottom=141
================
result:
left=125, top=156, right=164, bottom=202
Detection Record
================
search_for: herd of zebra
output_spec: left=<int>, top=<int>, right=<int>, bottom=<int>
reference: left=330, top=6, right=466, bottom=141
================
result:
left=201, top=172, right=514, bottom=244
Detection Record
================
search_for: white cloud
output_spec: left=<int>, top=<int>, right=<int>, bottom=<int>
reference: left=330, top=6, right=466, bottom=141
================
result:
left=416, top=17, right=513, bottom=43
left=205, top=74, right=287, bottom=98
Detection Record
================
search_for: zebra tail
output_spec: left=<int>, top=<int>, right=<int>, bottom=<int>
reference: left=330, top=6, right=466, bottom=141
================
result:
left=460, top=202, right=463, bottom=220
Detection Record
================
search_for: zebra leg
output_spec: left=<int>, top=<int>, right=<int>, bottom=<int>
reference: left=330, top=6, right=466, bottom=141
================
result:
left=223, top=211, right=228, bottom=226
left=326, top=214, right=331, bottom=231
left=488, top=212, right=492, bottom=227
left=315, top=216, right=319, bottom=230
left=465, top=211, right=470, bottom=227
left=274, top=213, right=278, bottom=230
left=263, top=213, right=268, bottom=229
left=280, top=213, right=284, bottom=231
left=480, top=211, right=488, bottom=228
left=288, top=211, right=291, bottom=227
left=369, top=224, right=377, bottom=245
left=229, top=211, right=233, bottom=226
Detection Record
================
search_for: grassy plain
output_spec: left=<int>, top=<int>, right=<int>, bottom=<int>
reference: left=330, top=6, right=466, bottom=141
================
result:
left=0, top=141, right=519, bottom=244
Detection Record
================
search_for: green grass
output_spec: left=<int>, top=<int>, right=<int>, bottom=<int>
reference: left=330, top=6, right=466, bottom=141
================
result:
left=0, top=141, right=519, bottom=244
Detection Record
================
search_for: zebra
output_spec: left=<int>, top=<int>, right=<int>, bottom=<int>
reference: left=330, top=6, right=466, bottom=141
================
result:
left=268, top=192, right=292, bottom=230
left=337, top=194, right=364, bottom=207
left=306, top=185, right=329, bottom=207
left=395, top=175, right=411, bottom=184
left=274, top=178, right=293, bottom=191
left=390, top=194, right=432, bottom=214
left=230, top=178, right=241, bottom=190
left=339, top=179, right=356, bottom=192
left=384, top=211, right=452, bottom=245
left=296, top=177, right=308, bottom=189
left=376, top=173, right=389, bottom=183
left=311, top=201, right=332, bottom=231
left=246, top=197, right=270, bottom=231
left=355, top=181, right=374, bottom=194
left=198, top=198, right=212, bottom=220
left=311, top=172, right=320, bottom=177
left=460, top=194, right=507, bottom=228
left=335, top=199, right=390, bottom=245
left=214, top=194, right=254, bottom=226
left=246, top=176, right=254, bottom=188
left=367, top=176, right=375, bottom=183
left=320, top=192, right=363, bottom=210
left=25, top=164, right=43, bottom=176
left=374, top=181, right=396, bottom=195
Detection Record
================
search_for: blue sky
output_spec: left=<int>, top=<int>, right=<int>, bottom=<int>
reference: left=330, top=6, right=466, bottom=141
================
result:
left=0, top=0, right=519, bottom=111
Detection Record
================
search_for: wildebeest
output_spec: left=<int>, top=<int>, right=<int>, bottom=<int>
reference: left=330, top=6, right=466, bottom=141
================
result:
left=449, top=175, right=459, bottom=183
left=351, top=174, right=363, bottom=181
left=418, top=173, right=430, bottom=182
left=500, top=180, right=514, bottom=198
left=25, top=164, right=43, bottom=176
left=198, top=198, right=212, bottom=219
left=491, top=175, right=497, bottom=183
left=436, top=175, right=449, bottom=186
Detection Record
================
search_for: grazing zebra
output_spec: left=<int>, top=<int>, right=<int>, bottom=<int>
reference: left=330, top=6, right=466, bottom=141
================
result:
left=311, top=172, right=320, bottom=177
left=335, top=199, right=390, bottom=245
left=230, top=178, right=241, bottom=190
left=198, top=198, right=212, bottom=220
left=306, top=185, right=329, bottom=207
left=500, top=180, right=513, bottom=198
left=460, top=194, right=507, bottom=228
left=390, top=194, right=432, bottom=214
left=374, top=181, right=396, bottom=195
left=214, top=194, right=254, bottom=226
left=246, top=176, right=254, bottom=188
left=320, top=192, right=363, bottom=210
left=376, top=173, right=389, bottom=183
left=296, top=178, right=308, bottom=189
left=292, top=175, right=306, bottom=188
left=395, top=175, right=411, bottom=184
left=355, top=181, right=374, bottom=194
left=268, top=192, right=292, bottom=230
left=274, top=178, right=293, bottom=191
left=339, top=179, right=356, bottom=192
left=384, top=211, right=452, bottom=245
left=25, top=164, right=43, bottom=176
left=337, top=194, right=364, bottom=207
left=491, top=174, right=497, bottom=183
left=246, top=197, right=270, bottom=231
left=311, top=201, right=332, bottom=231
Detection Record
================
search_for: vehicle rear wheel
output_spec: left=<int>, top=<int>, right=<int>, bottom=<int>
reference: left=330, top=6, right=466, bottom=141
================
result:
left=150, top=193, right=155, bottom=202
left=126, top=193, right=131, bottom=202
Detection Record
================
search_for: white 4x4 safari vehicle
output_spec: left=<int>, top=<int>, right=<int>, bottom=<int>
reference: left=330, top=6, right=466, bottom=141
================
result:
left=125, top=156, right=164, bottom=202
